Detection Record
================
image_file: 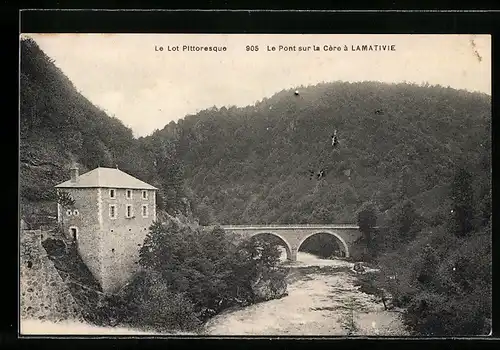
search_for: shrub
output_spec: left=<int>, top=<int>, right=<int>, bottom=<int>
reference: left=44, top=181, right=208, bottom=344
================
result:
left=128, top=271, right=202, bottom=331
left=125, top=215, right=287, bottom=331
left=377, top=223, right=491, bottom=335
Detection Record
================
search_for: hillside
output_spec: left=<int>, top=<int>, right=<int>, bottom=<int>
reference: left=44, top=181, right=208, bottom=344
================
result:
left=165, top=79, right=491, bottom=336
left=151, top=82, right=491, bottom=225
left=19, top=37, right=492, bottom=336
left=20, top=36, right=491, bottom=230
left=20, top=38, right=160, bottom=226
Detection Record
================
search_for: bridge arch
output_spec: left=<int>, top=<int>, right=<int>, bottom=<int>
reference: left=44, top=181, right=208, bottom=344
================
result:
left=247, top=231, right=293, bottom=261
left=297, top=230, right=350, bottom=258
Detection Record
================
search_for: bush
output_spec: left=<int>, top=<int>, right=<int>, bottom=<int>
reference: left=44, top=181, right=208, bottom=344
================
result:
left=376, top=223, right=491, bottom=335
left=127, top=271, right=202, bottom=331
left=124, top=215, right=287, bottom=332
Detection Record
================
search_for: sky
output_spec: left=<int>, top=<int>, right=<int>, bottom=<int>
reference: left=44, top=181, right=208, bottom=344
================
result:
left=23, top=34, right=491, bottom=137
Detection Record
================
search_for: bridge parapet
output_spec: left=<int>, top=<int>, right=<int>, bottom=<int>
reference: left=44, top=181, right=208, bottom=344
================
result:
left=219, top=224, right=360, bottom=230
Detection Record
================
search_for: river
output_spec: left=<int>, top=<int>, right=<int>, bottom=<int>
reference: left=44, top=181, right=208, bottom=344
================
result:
left=21, top=251, right=408, bottom=336
left=203, top=251, right=409, bottom=336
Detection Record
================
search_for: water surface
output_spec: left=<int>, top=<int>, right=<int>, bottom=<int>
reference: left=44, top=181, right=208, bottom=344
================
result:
left=204, top=251, right=408, bottom=336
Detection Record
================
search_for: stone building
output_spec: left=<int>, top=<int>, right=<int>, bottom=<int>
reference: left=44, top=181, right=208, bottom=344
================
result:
left=55, top=166, right=157, bottom=293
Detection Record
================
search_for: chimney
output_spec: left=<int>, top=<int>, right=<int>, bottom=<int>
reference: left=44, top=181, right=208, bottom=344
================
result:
left=70, top=165, right=79, bottom=183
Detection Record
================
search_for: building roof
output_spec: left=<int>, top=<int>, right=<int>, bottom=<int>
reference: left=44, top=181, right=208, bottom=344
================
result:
left=55, top=167, right=158, bottom=190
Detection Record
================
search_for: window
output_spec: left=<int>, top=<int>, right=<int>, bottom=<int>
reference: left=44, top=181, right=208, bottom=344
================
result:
left=126, top=190, right=132, bottom=199
left=66, top=210, right=72, bottom=216
left=142, top=190, right=148, bottom=199
left=73, top=209, right=79, bottom=216
left=126, top=204, right=133, bottom=218
left=142, top=204, right=148, bottom=218
left=110, top=189, right=116, bottom=199
left=69, top=226, right=78, bottom=243
left=109, top=204, right=117, bottom=219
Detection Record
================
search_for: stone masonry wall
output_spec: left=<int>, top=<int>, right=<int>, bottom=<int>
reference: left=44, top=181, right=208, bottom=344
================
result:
left=55, top=186, right=156, bottom=295
left=100, top=188, right=156, bottom=293
left=20, top=230, right=84, bottom=323
left=58, top=188, right=102, bottom=287
left=42, top=236, right=133, bottom=328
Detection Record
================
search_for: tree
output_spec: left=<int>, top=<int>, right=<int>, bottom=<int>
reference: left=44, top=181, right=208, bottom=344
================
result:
left=415, top=244, right=440, bottom=289
left=397, top=200, right=424, bottom=244
left=357, top=202, right=378, bottom=242
left=380, top=199, right=425, bottom=253
left=134, top=217, right=287, bottom=331
left=55, top=190, right=75, bottom=230
left=193, top=200, right=216, bottom=226
left=448, top=167, right=474, bottom=237
left=357, top=202, right=378, bottom=260
left=56, top=190, right=75, bottom=208
left=357, top=202, right=377, bottom=237
left=81, top=136, right=114, bottom=169
left=312, top=206, right=335, bottom=224
left=396, top=165, right=413, bottom=201
left=154, top=139, right=187, bottom=215
left=127, top=271, right=202, bottom=331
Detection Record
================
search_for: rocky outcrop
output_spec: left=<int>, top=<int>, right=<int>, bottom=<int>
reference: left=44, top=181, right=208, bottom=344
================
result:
left=353, top=263, right=366, bottom=273
left=251, top=268, right=289, bottom=302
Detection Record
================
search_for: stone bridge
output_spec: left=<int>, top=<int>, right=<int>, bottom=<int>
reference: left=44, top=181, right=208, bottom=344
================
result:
left=216, top=224, right=363, bottom=261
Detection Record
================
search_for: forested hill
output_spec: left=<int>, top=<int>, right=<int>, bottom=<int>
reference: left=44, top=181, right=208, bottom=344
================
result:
left=20, top=37, right=491, bottom=336
left=20, top=37, right=159, bottom=223
left=156, top=81, right=491, bottom=225
left=20, top=36, right=491, bottom=230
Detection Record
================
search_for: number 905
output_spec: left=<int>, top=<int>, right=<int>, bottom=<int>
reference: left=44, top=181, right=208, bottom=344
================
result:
left=246, top=45, right=259, bottom=52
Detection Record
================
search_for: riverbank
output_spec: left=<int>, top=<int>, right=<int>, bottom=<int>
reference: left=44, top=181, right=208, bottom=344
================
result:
left=20, top=319, right=195, bottom=335
left=204, top=253, right=409, bottom=336
left=21, top=253, right=408, bottom=336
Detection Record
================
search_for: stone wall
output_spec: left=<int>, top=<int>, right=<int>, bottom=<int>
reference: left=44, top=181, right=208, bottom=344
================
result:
left=41, top=235, right=137, bottom=327
left=20, top=230, right=84, bottom=323
left=21, top=230, right=134, bottom=329
left=100, top=188, right=156, bottom=293
left=59, top=188, right=103, bottom=288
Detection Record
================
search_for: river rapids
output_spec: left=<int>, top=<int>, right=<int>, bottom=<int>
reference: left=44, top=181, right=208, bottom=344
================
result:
left=21, top=251, right=408, bottom=336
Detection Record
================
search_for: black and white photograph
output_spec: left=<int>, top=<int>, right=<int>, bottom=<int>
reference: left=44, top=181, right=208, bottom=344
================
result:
left=19, top=33, right=491, bottom=337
